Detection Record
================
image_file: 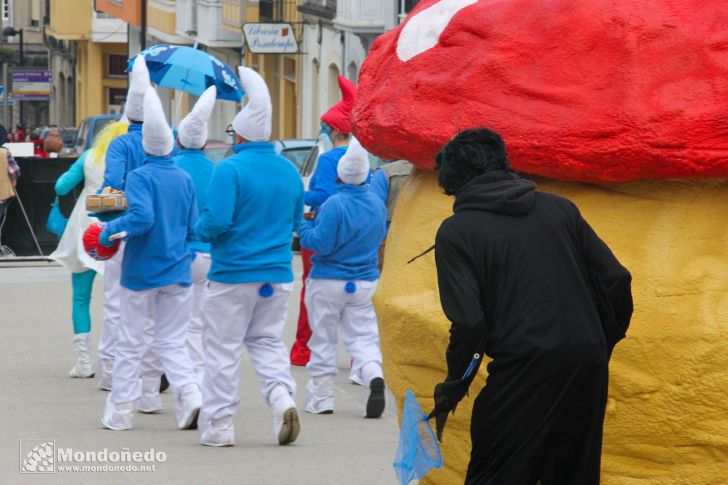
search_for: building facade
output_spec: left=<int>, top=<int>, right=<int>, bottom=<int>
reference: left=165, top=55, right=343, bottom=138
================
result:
left=45, top=0, right=128, bottom=126
left=297, top=0, right=419, bottom=138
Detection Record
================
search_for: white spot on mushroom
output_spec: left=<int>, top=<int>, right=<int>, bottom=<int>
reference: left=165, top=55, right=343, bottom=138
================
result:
left=396, top=0, right=480, bottom=62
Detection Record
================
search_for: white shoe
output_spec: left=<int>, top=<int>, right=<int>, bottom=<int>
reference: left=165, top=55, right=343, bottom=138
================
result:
left=101, top=394, right=135, bottom=430
left=97, top=359, right=114, bottom=391
left=174, top=383, right=201, bottom=430
left=199, top=417, right=235, bottom=447
left=304, top=375, right=335, bottom=414
left=137, top=376, right=163, bottom=414
left=270, top=385, right=300, bottom=446
left=69, top=333, right=96, bottom=378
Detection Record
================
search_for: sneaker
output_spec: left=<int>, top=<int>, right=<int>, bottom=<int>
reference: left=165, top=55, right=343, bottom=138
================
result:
left=101, top=395, right=135, bottom=430
left=270, top=385, right=300, bottom=446
left=174, top=383, right=201, bottom=430
left=365, top=377, right=386, bottom=419
left=200, top=417, right=235, bottom=447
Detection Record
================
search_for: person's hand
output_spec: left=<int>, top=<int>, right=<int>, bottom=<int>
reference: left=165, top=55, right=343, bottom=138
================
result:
left=304, top=211, right=317, bottom=221
left=427, top=379, right=470, bottom=442
left=99, top=229, right=114, bottom=248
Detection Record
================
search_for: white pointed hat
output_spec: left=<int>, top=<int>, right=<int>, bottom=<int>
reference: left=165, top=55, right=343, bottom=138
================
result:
left=178, top=86, right=217, bottom=149
left=337, top=137, right=370, bottom=185
left=232, top=67, right=272, bottom=142
left=126, top=55, right=151, bottom=122
left=142, top=86, right=174, bottom=157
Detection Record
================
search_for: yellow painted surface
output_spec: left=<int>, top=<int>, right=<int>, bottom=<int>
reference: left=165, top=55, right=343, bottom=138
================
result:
left=376, top=169, right=728, bottom=485
left=148, top=4, right=176, bottom=35
left=47, top=0, right=91, bottom=39
left=75, top=42, right=128, bottom=122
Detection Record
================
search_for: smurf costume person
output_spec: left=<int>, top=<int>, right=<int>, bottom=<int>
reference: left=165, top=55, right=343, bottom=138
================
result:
left=298, top=138, right=388, bottom=418
left=291, top=74, right=358, bottom=368
left=100, top=86, right=201, bottom=431
left=173, top=85, right=217, bottom=382
left=97, top=54, right=151, bottom=391
left=196, top=67, right=303, bottom=447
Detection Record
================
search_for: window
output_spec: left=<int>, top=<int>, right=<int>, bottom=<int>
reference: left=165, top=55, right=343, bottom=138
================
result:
left=108, top=87, right=127, bottom=107
left=30, top=0, right=41, bottom=27
left=2, top=0, right=10, bottom=21
left=107, top=54, right=127, bottom=78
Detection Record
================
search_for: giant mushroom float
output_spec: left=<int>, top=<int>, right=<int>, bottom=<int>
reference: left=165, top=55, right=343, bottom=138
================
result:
left=352, top=0, right=728, bottom=483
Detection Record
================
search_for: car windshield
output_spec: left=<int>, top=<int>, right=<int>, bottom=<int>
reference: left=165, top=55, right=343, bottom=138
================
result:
left=92, top=118, right=115, bottom=140
left=281, top=147, right=313, bottom=170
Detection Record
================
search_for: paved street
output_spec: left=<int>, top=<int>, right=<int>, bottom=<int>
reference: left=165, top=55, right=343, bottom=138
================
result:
left=0, top=257, right=400, bottom=484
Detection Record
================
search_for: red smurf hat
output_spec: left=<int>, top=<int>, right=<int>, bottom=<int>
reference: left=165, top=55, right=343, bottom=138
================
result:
left=321, top=75, right=357, bottom=135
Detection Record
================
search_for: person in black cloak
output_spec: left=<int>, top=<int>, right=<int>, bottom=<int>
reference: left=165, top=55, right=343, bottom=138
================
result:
left=427, top=128, right=633, bottom=485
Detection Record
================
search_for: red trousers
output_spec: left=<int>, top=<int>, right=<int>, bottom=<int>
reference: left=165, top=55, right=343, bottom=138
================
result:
left=290, top=247, right=313, bottom=366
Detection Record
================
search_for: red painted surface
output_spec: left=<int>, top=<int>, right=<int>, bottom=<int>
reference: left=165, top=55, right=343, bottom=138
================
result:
left=83, top=223, right=120, bottom=261
left=353, top=0, right=728, bottom=183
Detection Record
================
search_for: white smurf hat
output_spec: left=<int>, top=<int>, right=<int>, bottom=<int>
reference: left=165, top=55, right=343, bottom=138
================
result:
left=232, top=67, right=272, bottom=142
left=142, top=86, right=174, bottom=157
left=178, top=86, right=217, bottom=150
left=337, top=137, right=370, bottom=185
left=125, top=55, right=150, bottom=122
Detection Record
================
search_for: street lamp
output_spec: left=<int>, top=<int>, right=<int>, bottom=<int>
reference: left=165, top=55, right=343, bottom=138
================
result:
left=2, top=27, right=25, bottom=128
left=2, top=27, right=24, bottom=66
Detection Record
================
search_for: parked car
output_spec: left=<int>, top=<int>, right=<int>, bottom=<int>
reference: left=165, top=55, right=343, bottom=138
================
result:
left=273, top=139, right=316, bottom=171
left=202, top=141, right=232, bottom=163
left=72, top=114, right=121, bottom=156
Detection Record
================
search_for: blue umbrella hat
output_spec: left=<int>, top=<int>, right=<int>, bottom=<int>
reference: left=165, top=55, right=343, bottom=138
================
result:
left=128, top=44, right=243, bottom=102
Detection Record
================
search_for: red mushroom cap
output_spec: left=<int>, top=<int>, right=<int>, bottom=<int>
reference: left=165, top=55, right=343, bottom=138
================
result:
left=321, top=74, right=358, bottom=135
left=353, top=0, right=728, bottom=183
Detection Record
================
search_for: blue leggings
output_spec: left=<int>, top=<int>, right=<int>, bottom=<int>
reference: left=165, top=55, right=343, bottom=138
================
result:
left=71, top=270, right=97, bottom=334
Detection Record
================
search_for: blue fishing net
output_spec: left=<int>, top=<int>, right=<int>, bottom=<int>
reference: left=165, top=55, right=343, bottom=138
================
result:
left=393, top=390, right=443, bottom=484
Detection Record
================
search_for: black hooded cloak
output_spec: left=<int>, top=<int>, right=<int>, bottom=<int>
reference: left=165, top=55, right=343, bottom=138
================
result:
left=434, top=170, right=633, bottom=485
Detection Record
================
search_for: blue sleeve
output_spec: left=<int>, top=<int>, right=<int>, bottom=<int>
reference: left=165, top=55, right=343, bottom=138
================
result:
left=55, top=152, right=87, bottom=196
left=304, top=152, right=338, bottom=208
left=106, top=171, right=155, bottom=238
left=370, top=169, right=389, bottom=204
left=187, top=187, right=199, bottom=243
left=103, top=137, right=127, bottom=190
left=298, top=199, right=339, bottom=256
left=293, top=180, right=304, bottom=233
left=196, top=162, right=236, bottom=242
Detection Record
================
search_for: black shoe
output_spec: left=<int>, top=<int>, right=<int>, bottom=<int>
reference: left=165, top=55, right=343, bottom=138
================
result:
left=159, top=374, right=169, bottom=393
left=365, top=377, right=385, bottom=419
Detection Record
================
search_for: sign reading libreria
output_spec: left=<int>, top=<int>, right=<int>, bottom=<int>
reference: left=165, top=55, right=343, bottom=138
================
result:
left=13, top=70, right=52, bottom=100
left=243, top=23, right=298, bottom=54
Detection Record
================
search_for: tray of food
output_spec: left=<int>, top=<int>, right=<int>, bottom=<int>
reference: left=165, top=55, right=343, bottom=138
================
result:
left=86, top=188, right=128, bottom=213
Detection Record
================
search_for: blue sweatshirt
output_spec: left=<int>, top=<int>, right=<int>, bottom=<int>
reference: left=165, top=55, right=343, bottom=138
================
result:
left=55, top=151, right=87, bottom=196
left=370, top=168, right=389, bottom=204
left=298, top=184, right=386, bottom=281
left=196, top=142, right=303, bottom=284
left=173, top=149, right=215, bottom=254
left=304, top=146, right=347, bottom=209
left=103, top=123, right=145, bottom=190
left=106, top=155, right=197, bottom=291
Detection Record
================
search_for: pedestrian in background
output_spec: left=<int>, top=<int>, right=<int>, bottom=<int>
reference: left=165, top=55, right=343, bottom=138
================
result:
left=173, top=85, right=217, bottom=383
left=298, top=138, right=387, bottom=419
left=0, top=145, right=20, bottom=224
left=99, top=86, right=201, bottom=432
left=50, top=121, right=129, bottom=378
left=291, top=74, right=358, bottom=368
left=196, top=67, right=302, bottom=448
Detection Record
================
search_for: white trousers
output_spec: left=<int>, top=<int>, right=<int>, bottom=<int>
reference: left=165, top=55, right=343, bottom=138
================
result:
left=99, top=242, right=124, bottom=362
left=199, top=281, right=296, bottom=427
left=110, top=284, right=196, bottom=404
left=305, top=279, right=384, bottom=381
left=188, top=253, right=211, bottom=381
